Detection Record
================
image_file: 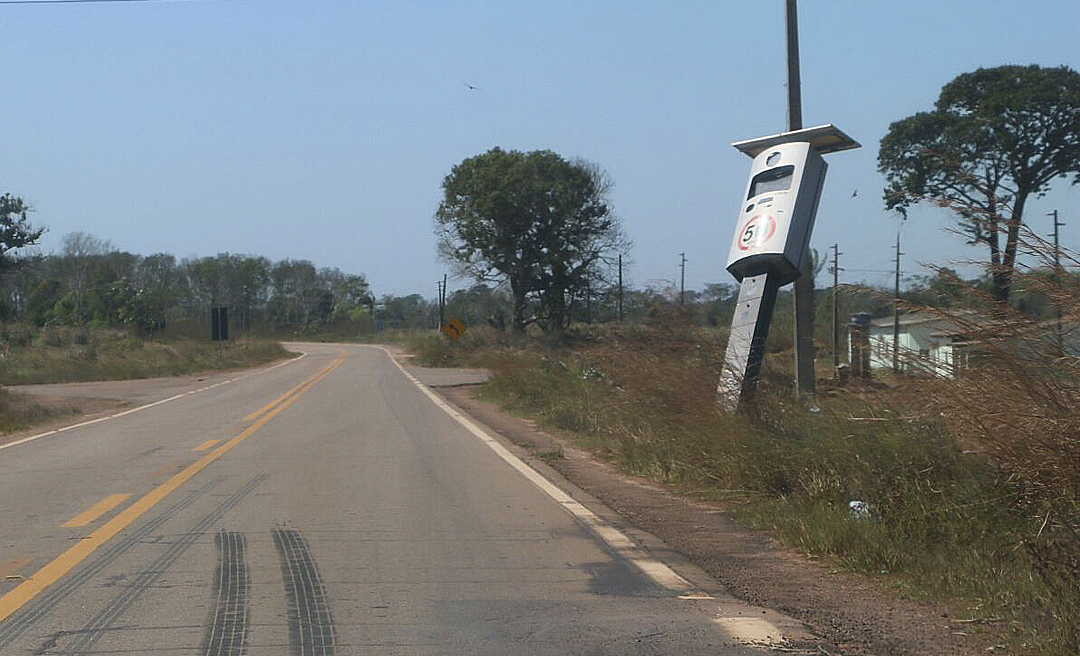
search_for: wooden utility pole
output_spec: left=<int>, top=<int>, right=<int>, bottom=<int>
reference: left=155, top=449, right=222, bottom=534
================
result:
left=787, top=0, right=816, bottom=397
left=617, top=254, right=624, bottom=321
left=892, top=233, right=902, bottom=371
left=437, top=276, right=446, bottom=329
left=1050, top=210, right=1064, bottom=353
left=679, top=252, right=687, bottom=306
left=831, top=244, right=841, bottom=371
left=585, top=281, right=592, bottom=324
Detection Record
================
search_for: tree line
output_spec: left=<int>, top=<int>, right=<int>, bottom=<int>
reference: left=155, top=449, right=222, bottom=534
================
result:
left=0, top=231, right=375, bottom=335
left=3, top=65, right=1074, bottom=340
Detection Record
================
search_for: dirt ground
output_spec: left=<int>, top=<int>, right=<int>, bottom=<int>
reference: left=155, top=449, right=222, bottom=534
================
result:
left=439, top=384, right=999, bottom=656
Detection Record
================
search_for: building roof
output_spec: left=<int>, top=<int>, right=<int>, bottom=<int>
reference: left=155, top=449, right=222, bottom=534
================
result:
left=870, top=313, right=948, bottom=328
left=869, top=309, right=982, bottom=330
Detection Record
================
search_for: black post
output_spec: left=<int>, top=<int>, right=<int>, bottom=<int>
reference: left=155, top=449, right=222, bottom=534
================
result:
left=585, top=281, right=592, bottom=324
left=441, top=274, right=447, bottom=329
left=893, top=233, right=902, bottom=371
left=211, top=306, right=229, bottom=341
left=784, top=0, right=803, bottom=131
left=679, top=252, right=687, bottom=306
left=787, top=0, right=815, bottom=398
left=831, top=243, right=841, bottom=372
left=1050, top=210, right=1064, bottom=353
left=617, top=254, right=624, bottom=321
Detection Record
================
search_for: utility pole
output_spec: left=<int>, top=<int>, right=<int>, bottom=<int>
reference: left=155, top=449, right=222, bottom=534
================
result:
left=892, top=233, right=903, bottom=371
left=716, top=0, right=858, bottom=411
left=679, top=252, right=687, bottom=306
left=587, top=280, right=596, bottom=324
left=1050, top=210, right=1065, bottom=353
left=617, top=254, right=624, bottom=321
left=831, top=244, right=842, bottom=372
left=437, top=276, right=446, bottom=329
left=786, top=0, right=816, bottom=398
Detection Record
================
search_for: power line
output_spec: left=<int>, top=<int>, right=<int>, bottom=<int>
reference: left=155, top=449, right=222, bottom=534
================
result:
left=0, top=0, right=192, bottom=5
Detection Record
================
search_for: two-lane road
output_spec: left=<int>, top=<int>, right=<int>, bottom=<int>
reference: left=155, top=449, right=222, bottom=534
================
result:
left=0, top=343, right=795, bottom=655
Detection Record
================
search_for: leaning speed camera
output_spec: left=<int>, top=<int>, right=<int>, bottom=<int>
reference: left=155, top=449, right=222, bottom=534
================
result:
left=718, top=124, right=859, bottom=412
left=726, top=142, right=825, bottom=285
left=724, top=125, right=859, bottom=286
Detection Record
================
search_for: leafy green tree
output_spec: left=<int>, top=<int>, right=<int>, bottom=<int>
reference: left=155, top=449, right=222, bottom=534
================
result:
left=445, top=283, right=511, bottom=328
left=60, top=232, right=112, bottom=319
left=879, top=65, right=1080, bottom=302
left=0, top=192, right=44, bottom=275
left=377, top=294, right=433, bottom=329
left=268, top=259, right=320, bottom=326
left=134, top=253, right=184, bottom=332
left=435, top=148, right=625, bottom=333
left=327, top=272, right=373, bottom=322
left=25, top=278, right=63, bottom=326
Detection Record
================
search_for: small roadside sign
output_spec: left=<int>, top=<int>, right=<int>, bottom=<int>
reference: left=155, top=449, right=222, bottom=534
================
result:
left=211, top=306, right=229, bottom=341
left=442, top=317, right=466, bottom=340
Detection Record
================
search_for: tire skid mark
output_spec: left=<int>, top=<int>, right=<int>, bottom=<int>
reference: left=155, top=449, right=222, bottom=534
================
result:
left=0, top=479, right=222, bottom=650
left=201, top=530, right=250, bottom=656
left=63, top=475, right=267, bottom=655
left=272, top=527, right=336, bottom=656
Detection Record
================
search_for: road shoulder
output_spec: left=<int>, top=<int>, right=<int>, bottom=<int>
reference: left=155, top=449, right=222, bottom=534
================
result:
left=436, top=382, right=990, bottom=656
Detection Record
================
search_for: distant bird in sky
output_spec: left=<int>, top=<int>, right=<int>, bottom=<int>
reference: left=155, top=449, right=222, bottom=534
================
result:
left=463, top=82, right=480, bottom=91
left=851, top=188, right=858, bottom=198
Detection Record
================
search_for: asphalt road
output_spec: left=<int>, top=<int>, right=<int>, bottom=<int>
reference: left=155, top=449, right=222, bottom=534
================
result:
left=0, top=343, right=795, bottom=655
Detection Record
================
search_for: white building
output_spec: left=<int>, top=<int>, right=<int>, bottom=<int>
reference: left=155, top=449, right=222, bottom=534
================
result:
left=860, top=311, right=1080, bottom=379
left=862, top=312, right=973, bottom=378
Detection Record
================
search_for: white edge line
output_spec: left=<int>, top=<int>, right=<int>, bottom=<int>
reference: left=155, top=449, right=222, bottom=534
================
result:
left=375, top=345, right=788, bottom=647
left=711, top=617, right=785, bottom=646
left=375, top=345, right=693, bottom=592
left=0, top=351, right=308, bottom=453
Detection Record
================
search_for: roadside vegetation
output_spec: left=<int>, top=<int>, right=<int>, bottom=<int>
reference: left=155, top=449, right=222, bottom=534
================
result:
left=0, top=324, right=291, bottom=386
left=0, top=387, right=77, bottom=434
left=0, top=62, right=1075, bottom=653
left=398, top=68, right=1080, bottom=654
left=403, top=238, right=1079, bottom=655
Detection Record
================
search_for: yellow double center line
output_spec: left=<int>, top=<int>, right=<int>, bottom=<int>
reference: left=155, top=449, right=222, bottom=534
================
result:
left=0, top=350, right=346, bottom=624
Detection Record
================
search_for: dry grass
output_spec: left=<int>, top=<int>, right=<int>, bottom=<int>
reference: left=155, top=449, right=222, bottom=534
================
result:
left=0, top=387, right=77, bottom=434
left=0, top=325, right=292, bottom=385
left=406, top=262, right=1078, bottom=654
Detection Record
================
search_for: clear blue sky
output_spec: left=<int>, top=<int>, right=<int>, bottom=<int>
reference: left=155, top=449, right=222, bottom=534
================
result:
left=1, top=0, right=1078, bottom=297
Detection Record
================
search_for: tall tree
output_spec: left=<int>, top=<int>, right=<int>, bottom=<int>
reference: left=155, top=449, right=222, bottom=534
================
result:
left=60, top=232, right=113, bottom=319
left=0, top=192, right=44, bottom=274
left=878, top=65, right=1080, bottom=302
left=435, top=148, right=624, bottom=333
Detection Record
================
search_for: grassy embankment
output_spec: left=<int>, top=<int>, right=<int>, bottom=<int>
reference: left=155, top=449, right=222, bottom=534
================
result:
left=404, top=315, right=1078, bottom=656
left=0, top=325, right=292, bottom=432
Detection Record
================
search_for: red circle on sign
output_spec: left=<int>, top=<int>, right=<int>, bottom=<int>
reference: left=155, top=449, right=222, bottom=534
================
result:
left=737, top=214, right=777, bottom=251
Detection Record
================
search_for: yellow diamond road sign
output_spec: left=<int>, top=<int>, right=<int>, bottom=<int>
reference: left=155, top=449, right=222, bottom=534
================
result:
left=442, top=317, right=466, bottom=340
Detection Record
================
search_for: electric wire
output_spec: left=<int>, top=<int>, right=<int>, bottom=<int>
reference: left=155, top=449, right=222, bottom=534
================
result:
left=0, top=0, right=199, bottom=5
